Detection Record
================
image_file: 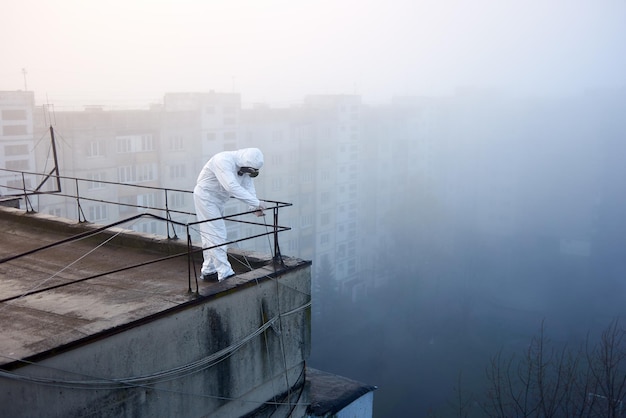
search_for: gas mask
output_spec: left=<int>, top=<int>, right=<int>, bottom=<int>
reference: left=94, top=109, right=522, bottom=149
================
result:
left=237, top=167, right=259, bottom=178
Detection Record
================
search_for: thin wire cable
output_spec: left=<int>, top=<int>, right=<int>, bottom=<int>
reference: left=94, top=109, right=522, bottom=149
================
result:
left=228, top=211, right=307, bottom=415
left=29, top=129, right=51, bottom=152
left=0, top=217, right=140, bottom=313
left=0, top=359, right=310, bottom=408
left=259, top=212, right=295, bottom=413
left=268, top=364, right=307, bottom=418
left=0, top=210, right=313, bottom=412
left=261, top=302, right=280, bottom=414
left=0, top=301, right=311, bottom=389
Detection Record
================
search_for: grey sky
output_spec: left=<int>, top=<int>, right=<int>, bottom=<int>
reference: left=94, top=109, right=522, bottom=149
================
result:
left=2, top=0, right=625, bottom=107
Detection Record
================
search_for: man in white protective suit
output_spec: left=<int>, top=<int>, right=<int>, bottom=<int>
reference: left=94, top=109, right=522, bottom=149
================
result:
left=193, top=148, right=267, bottom=282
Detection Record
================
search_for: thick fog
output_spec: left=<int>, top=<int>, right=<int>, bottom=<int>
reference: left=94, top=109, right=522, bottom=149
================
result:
left=3, top=1, right=626, bottom=106
left=306, top=92, right=626, bottom=416
left=4, top=1, right=626, bottom=417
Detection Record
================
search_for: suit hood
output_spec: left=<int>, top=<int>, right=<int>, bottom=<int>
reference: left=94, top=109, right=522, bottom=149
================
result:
left=235, top=148, right=264, bottom=170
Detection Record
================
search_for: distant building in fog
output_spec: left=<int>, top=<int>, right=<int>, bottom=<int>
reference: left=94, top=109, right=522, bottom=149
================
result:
left=0, top=91, right=37, bottom=196
left=16, top=92, right=374, bottom=305
left=5, top=87, right=615, bottom=312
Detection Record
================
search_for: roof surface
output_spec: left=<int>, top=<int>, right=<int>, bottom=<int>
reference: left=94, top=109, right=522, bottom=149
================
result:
left=0, top=206, right=304, bottom=369
left=306, top=367, right=377, bottom=415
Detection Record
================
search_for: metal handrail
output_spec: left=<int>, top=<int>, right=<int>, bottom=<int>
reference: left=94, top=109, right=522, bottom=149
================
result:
left=0, top=168, right=292, bottom=294
left=0, top=167, right=196, bottom=227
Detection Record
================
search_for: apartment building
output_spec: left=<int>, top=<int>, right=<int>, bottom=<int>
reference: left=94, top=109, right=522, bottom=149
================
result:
left=239, top=96, right=366, bottom=301
left=5, top=91, right=379, bottom=301
left=0, top=91, right=36, bottom=196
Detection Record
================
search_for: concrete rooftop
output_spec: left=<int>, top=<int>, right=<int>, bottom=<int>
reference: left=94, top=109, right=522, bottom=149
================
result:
left=0, top=206, right=307, bottom=369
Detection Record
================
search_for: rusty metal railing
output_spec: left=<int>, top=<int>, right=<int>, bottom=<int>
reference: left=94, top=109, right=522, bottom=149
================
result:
left=0, top=168, right=292, bottom=294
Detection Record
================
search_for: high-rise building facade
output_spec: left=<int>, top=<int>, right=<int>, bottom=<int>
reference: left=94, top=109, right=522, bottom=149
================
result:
left=0, top=91, right=36, bottom=196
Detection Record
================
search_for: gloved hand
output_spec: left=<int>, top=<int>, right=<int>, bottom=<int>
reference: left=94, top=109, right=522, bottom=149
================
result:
left=250, top=201, right=267, bottom=217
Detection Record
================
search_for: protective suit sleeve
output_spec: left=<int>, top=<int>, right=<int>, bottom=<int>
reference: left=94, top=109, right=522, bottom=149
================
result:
left=213, top=158, right=260, bottom=208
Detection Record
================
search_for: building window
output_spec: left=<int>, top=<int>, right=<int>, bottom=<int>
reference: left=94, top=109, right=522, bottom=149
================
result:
left=320, top=212, right=330, bottom=226
left=137, top=164, right=156, bottom=182
left=272, top=131, right=284, bottom=142
left=348, top=259, right=356, bottom=274
left=1, top=109, right=27, bottom=120
left=86, top=140, right=105, bottom=157
left=224, top=131, right=237, bottom=140
left=4, top=144, right=29, bottom=156
left=118, top=164, right=156, bottom=183
left=137, top=193, right=157, bottom=210
left=134, top=221, right=158, bottom=234
left=301, top=171, right=313, bottom=183
left=169, top=164, right=186, bottom=179
left=320, top=233, right=330, bottom=245
left=338, top=244, right=346, bottom=258
left=169, top=135, right=184, bottom=151
left=169, top=191, right=185, bottom=208
left=116, top=135, right=154, bottom=153
left=118, top=196, right=135, bottom=215
left=141, top=135, right=154, bottom=151
left=48, top=208, right=62, bottom=217
left=207, top=132, right=216, bottom=141
left=7, top=178, right=31, bottom=192
left=6, top=159, right=29, bottom=170
left=223, top=117, right=236, bottom=125
left=271, top=154, right=282, bottom=165
left=287, top=239, right=298, bottom=252
left=2, top=125, right=27, bottom=136
left=89, top=204, right=108, bottom=221
left=301, top=215, right=313, bottom=228
left=118, top=166, right=132, bottom=183
left=117, top=137, right=132, bottom=153
left=86, top=172, right=106, bottom=190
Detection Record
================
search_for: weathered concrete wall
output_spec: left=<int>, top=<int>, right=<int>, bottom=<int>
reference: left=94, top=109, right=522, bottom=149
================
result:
left=1, top=266, right=311, bottom=418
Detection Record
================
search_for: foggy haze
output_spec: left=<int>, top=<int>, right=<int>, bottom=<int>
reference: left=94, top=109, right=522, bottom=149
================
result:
left=3, top=0, right=626, bottom=107
left=4, top=1, right=626, bottom=417
left=307, top=92, right=626, bottom=416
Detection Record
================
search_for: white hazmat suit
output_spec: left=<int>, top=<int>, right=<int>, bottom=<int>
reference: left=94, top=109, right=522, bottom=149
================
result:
left=193, top=148, right=265, bottom=281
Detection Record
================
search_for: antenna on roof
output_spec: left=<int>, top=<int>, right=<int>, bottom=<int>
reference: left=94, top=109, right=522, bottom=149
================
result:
left=21, top=68, right=28, bottom=91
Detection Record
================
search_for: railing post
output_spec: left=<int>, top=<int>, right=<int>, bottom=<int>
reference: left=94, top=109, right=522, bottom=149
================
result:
left=273, top=204, right=285, bottom=267
left=75, top=178, right=87, bottom=222
left=186, top=225, right=198, bottom=295
left=22, top=172, right=35, bottom=213
left=163, top=189, right=178, bottom=240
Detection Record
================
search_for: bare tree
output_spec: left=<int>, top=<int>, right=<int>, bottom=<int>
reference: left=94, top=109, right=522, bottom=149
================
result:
left=586, top=320, right=626, bottom=417
left=480, top=319, right=626, bottom=418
